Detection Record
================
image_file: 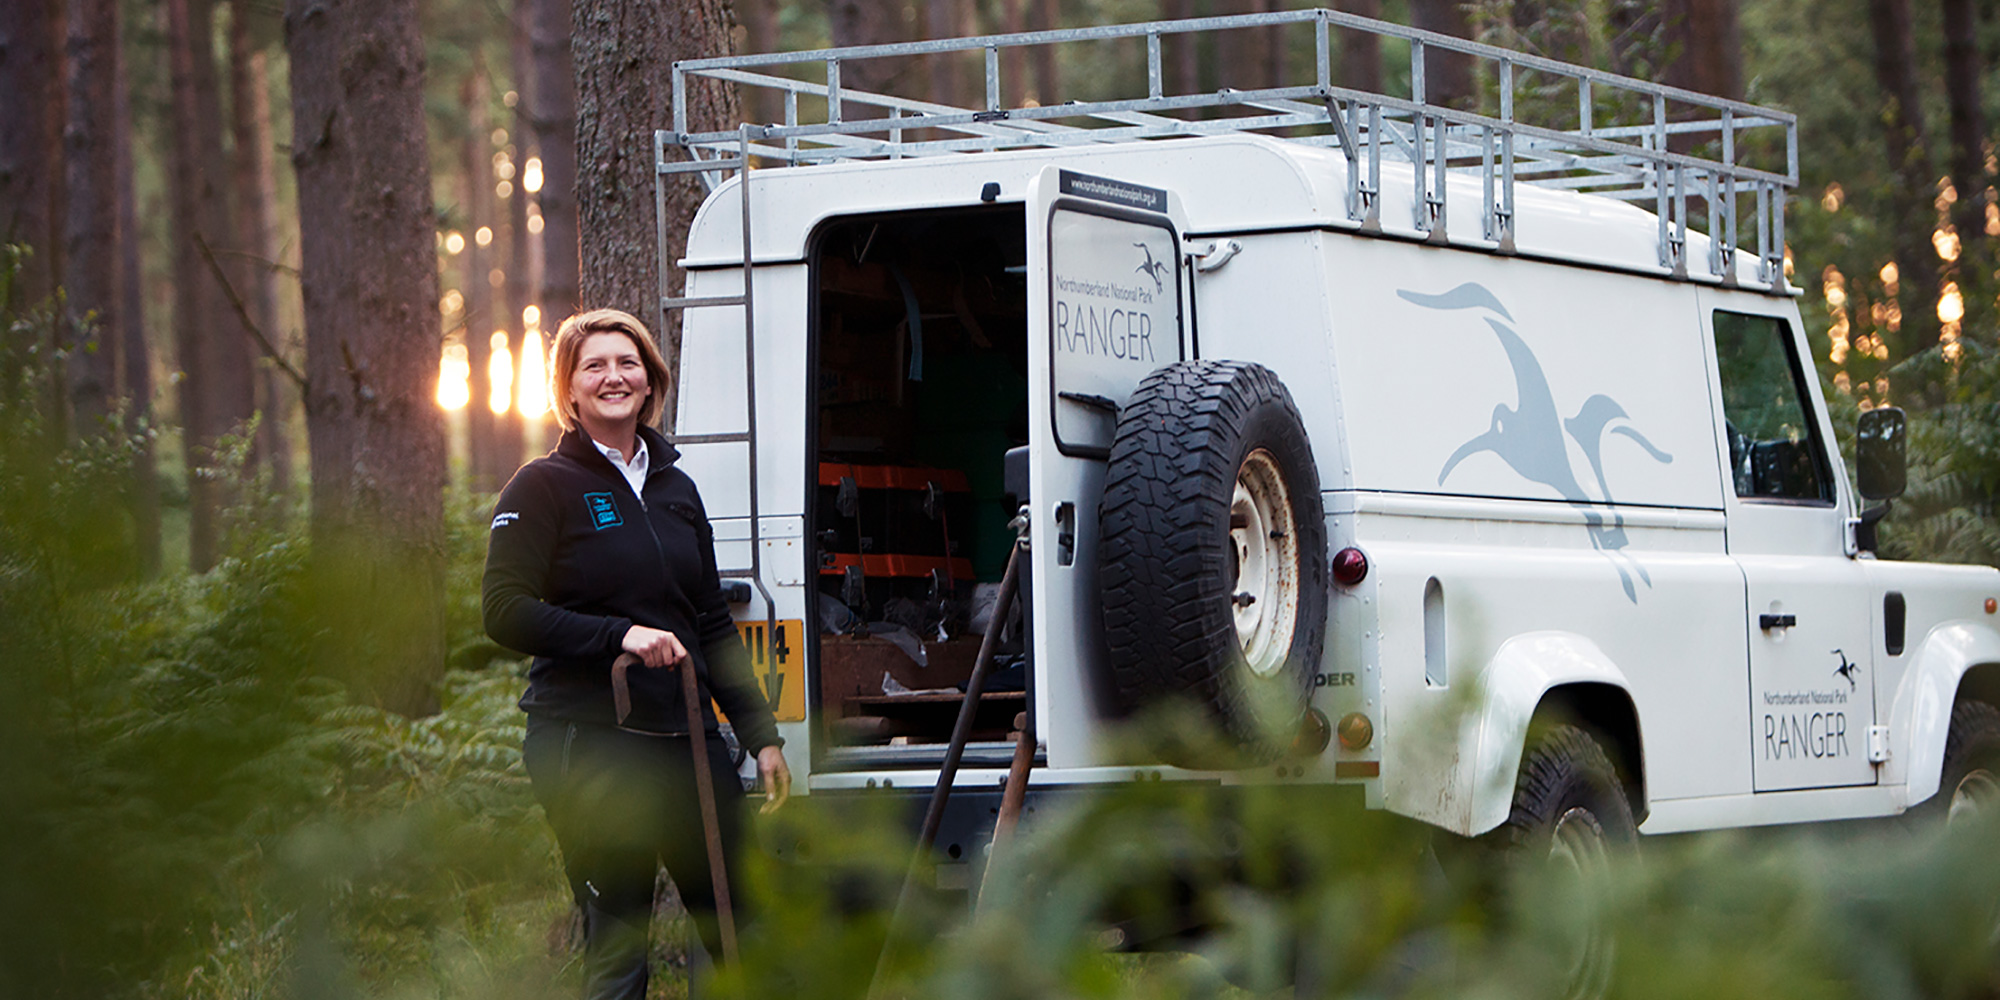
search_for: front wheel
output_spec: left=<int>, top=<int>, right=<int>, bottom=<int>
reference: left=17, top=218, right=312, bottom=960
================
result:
left=1931, top=700, right=2000, bottom=828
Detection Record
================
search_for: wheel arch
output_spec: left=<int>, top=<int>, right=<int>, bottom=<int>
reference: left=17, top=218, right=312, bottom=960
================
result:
left=1532, top=683, right=1646, bottom=829
left=1461, top=632, right=1644, bottom=837
left=1891, top=621, right=2000, bottom=807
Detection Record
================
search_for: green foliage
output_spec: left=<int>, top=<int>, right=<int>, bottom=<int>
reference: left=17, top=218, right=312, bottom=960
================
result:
left=1876, top=342, right=2000, bottom=564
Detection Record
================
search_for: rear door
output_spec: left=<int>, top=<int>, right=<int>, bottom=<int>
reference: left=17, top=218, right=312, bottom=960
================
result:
left=1024, top=165, right=1190, bottom=768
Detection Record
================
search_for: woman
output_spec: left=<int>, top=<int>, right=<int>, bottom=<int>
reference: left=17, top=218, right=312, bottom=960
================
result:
left=482, top=308, right=789, bottom=999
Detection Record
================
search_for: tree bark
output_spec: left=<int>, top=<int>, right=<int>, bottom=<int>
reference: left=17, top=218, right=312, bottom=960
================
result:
left=1335, top=0, right=1382, bottom=95
left=1868, top=0, right=1939, bottom=363
left=1409, top=0, right=1473, bottom=110
left=1218, top=0, right=1256, bottom=91
left=499, top=0, right=533, bottom=471
left=463, top=65, right=500, bottom=489
left=1942, top=0, right=1985, bottom=262
left=1168, top=0, right=1198, bottom=97
left=63, top=0, right=119, bottom=435
left=117, top=9, right=160, bottom=576
left=741, top=0, right=778, bottom=123
left=231, top=3, right=290, bottom=493
left=165, top=0, right=223, bottom=568
left=0, top=0, right=64, bottom=314
left=1000, top=0, right=1025, bottom=106
left=926, top=0, right=961, bottom=107
left=576, top=0, right=736, bottom=432
left=1663, top=0, right=1743, bottom=100
left=286, top=0, right=446, bottom=716
left=827, top=0, right=906, bottom=100
left=531, top=0, right=579, bottom=325
left=1029, top=0, right=1058, bottom=104
left=186, top=0, right=256, bottom=471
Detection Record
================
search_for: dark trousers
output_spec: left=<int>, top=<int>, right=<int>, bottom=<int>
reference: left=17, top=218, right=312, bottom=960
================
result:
left=524, top=714, right=746, bottom=1000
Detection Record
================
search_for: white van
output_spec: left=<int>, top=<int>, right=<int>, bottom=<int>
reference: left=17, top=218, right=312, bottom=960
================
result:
left=658, top=10, right=2000, bottom=876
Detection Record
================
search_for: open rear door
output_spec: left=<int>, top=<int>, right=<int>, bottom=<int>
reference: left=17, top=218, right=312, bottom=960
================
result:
left=1024, top=165, right=1190, bottom=768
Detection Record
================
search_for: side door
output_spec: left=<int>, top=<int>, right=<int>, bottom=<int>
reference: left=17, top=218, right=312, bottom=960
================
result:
left=1702, top=301, right=1878, bottom=791
left=1024, top=165, right=1190, bottom=768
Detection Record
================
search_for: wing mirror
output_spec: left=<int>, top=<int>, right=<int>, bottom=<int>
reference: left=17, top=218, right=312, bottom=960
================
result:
left=1856, top=406, right=1907, bottom=501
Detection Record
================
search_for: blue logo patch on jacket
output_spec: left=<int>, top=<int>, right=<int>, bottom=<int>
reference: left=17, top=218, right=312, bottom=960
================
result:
left=584, top=492, right=622, bottom=529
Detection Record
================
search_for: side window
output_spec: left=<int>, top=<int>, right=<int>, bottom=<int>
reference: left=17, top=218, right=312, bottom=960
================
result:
left=1712, top=311, right=1830, bottom=502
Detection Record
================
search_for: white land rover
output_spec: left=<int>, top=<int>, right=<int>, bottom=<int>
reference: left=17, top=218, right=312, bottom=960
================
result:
left=657, top=10, right=2000, bottom=877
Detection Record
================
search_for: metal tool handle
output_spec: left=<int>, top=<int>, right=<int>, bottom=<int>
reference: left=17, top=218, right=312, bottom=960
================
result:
left=611, top=651, right=741, bottom=966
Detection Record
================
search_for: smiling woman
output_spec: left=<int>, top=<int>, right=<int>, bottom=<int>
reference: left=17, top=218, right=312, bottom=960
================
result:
left=482, top=307, right=792, bottom=996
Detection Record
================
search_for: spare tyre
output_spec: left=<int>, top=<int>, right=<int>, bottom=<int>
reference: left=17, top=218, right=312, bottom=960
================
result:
left=1098, top=360, right=1327, bottom=762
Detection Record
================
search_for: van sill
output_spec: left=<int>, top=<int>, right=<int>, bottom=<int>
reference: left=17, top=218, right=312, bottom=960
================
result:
left=818, top=742, right=1030, bottom=771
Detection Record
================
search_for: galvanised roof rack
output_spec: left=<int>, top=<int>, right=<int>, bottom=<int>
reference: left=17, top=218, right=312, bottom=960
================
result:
left=662, top=8, right=1798, bottom=290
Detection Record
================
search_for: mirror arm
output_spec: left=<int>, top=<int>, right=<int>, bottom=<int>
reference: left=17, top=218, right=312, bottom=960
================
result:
left=1855, top=501, right=1892, bottom=554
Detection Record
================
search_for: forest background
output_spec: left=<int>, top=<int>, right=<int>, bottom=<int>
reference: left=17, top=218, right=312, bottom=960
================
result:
left=5, top=0, right=2000, bottom=997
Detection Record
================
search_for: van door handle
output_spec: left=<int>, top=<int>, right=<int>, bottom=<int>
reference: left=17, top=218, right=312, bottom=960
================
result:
left=1759, top=613, right=1797, bottom=630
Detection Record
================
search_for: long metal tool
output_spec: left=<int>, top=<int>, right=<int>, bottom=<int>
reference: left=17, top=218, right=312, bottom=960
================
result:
left=975, top=710, right=1037, bottom=911
left=612, top=652, right=742, bottom=966
left=868, top=540, right=1024, bottom=995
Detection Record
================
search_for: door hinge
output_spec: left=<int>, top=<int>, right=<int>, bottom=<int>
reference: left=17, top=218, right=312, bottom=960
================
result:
left=1867, top=724, right=1891, bottom=763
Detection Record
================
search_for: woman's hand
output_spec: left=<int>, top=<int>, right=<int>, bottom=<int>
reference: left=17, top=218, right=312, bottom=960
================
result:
left=621, top=624, right=689, bottom=668
left=757, top=745, right=792, bottom=814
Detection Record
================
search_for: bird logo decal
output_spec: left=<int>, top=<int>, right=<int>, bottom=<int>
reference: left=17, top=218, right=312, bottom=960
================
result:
left=1399, top=282, right=1675, bottom=602
left=1832, top=649, right=1860, bottom=691
left=1134, top=241, right=1171, bottom=293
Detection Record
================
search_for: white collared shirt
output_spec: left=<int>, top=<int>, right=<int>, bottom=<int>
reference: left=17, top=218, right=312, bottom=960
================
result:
left=591, top=434, right=649, bottom=501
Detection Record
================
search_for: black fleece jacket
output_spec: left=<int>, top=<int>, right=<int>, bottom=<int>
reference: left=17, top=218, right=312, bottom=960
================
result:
left=481, top=426, right=782, bottom=753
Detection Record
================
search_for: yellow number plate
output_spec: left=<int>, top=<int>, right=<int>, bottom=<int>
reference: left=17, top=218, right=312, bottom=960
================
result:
left=734, top=618, right=806, bottom=723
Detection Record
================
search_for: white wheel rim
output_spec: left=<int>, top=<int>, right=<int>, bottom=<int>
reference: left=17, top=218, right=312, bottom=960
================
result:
left=1230, top=448, right=1300, bottom=678
left=1947, top=767, right=1999, bottom=828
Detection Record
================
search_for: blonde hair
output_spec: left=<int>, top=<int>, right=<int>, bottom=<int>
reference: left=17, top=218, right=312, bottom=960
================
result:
left=548, top=308, right=671, bottom=431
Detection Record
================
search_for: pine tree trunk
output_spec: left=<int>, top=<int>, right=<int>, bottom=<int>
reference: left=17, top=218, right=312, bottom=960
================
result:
left=1868, top=0, right=1939, bottom=365
left=1335, top=0, right=1382, bottom=96
left=741, top=0, right=778, bottom=124
left=187, top=0, right=256, bottom=465
left=1167, top=0, right=1198, bottom=97
left=1409, top=0, right=1472, bottom=110
left=499, top=0, right=533, bottom=471
left=510, top=0, right=541, bottom=461
left=286, top=0, right=447, bottom=716
left=1663, top=0, right=1743, bottom=99
left=1942, top=0, right=1985, bottom=268
left=165, top=0, right=222, bottom=569
left=1000, top=0, right=1025, bottom=106
left=463, top=65, right=500, bottom=490
left=116, top=11, right=159, bottom=576
left=1218, top=0, right=1256, bottom=91
left=531, top=0, right=579, bottom=324
left=576, top=0, right=736, bottom=433
left=828, top=0, right=906, bottom=100
left=926, top=0, right=961, bottom=107
left=63, top=0, right=119, bottom=435
left=231, top=1, right=291, bottom=493
left=0, top=0, right=64, bottom=315
left=1030, top=0, right=1057, bottom=104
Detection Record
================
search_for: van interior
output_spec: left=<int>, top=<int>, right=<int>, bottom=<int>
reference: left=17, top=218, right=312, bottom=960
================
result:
left=808, top=206, right=1032, bottom=767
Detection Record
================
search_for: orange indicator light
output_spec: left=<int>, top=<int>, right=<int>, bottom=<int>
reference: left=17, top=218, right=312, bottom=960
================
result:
left=1986, top=598, right=1996, bottom=615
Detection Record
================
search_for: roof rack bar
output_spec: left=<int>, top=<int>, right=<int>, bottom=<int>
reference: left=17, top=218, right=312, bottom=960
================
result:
left=677, top=87, right=1793, bottom=190
left=677, top=7, right=1792, bottom=124
left=667, top=7, right=1797, bottom=290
